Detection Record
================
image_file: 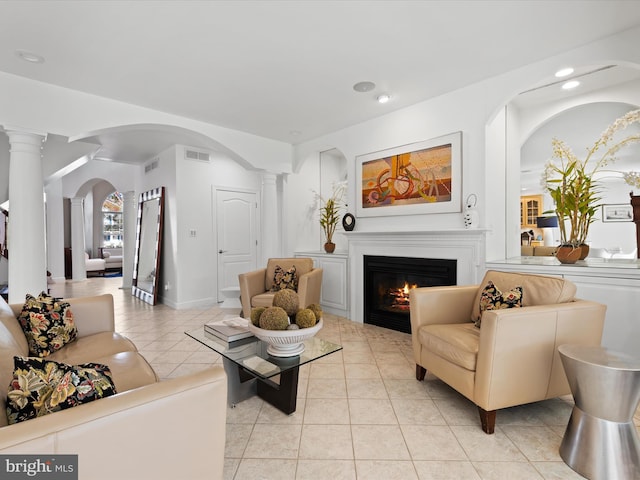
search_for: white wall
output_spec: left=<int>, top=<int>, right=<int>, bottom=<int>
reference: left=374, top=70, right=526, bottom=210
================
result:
left=292, top=26, right=640, bottom=263
left=144, top=145, right=264, bottom=309
left=138, top=146, right=176, bottom=305
left=4, top=25, right=640, bottom=308
left=293, top=83, right=493, bottom=236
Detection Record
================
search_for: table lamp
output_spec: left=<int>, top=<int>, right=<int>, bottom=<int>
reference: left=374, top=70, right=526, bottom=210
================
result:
left=536, top=216, right=559, bottom=246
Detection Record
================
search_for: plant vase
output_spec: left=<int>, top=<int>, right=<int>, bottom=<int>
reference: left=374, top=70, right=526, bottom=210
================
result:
left=556, top=245, right=582, bottom=264
left=324, top=242, right=336, bottom=253
left=579, top=244, right=590, bottom=260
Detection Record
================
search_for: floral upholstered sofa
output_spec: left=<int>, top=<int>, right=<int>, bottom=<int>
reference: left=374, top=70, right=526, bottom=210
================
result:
left=0, top=293, right=227, bottom=479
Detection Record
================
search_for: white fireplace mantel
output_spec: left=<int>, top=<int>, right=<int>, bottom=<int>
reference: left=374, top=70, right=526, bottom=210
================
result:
left=345, top=229, right=487, bottom=323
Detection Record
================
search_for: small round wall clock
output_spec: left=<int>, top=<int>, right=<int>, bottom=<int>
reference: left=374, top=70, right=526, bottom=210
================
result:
left=342, top=213, right=356, bottom=231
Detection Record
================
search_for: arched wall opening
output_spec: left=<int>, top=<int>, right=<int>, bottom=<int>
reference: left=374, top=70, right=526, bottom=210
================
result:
left=485, top=62, right=640, bottom=261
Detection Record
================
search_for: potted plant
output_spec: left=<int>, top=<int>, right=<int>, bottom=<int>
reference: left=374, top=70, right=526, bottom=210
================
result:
left=316, top=182, right=346, bottom=253
left=543, top=109, right=640, bottom=263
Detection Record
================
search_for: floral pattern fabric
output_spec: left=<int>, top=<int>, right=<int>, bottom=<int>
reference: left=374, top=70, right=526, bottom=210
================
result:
left=6, top=356, right=117, bottom=425
left=475, top=281, right=523, bottom=328
left=270, top=265, right=298, bottom=291
left=16, top=292, right=77, bottom=357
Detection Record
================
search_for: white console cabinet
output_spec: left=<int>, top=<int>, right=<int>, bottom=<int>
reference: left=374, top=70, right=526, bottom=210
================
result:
left=486, top=257, right=640, bottom=356
left=295, top=251, right=349, bottom=318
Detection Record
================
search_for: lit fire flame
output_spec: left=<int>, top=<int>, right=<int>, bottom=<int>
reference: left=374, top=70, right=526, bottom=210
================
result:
left=389, top=282, right=417, bottom=310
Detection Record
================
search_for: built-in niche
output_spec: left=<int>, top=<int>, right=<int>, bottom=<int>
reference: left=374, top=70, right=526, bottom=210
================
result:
left=319, top=148, right=348, bottom=249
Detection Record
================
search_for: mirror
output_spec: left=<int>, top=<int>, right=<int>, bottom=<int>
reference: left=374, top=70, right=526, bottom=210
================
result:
left=132, top=187, right=165, bottom=305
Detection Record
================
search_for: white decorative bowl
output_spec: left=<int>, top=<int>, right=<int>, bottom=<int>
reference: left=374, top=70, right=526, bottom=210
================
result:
left=249, top=318, right=323, bottom=357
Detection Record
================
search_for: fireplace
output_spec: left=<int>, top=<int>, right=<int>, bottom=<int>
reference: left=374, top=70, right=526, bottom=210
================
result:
left=364, top=255, right=457, bottom=333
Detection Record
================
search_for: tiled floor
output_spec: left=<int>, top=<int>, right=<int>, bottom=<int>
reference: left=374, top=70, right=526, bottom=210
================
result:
left=50, top=277, right=640, bottom=480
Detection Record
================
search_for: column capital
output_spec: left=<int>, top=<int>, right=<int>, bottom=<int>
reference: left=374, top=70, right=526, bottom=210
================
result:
left=3, top=125, right=47, bottom=141
left=5, top=128, right=47, bottom=156
left=261, top=172, right=278, bottom=185
left=70, top=197, right=84, bottom=206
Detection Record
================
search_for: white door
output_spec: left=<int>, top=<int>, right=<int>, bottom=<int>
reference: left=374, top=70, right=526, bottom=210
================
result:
left=216, top=189, right=258, bottom=303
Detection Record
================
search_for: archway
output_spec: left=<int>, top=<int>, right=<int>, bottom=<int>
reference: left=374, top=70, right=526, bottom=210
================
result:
left=485, top=62, right=640, bottom=260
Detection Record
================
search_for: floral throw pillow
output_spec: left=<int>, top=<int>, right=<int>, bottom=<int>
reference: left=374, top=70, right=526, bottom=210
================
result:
left=16, top=292, right=77, bottom=357
left=270, top=265, right=298, bottom=291
left=475, top=281, right=523, bottom=328
left=6, top=356, right=117, bottom=425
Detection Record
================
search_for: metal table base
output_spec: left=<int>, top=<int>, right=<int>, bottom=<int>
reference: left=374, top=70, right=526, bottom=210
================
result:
left=559, top=344, right=640, bottom=480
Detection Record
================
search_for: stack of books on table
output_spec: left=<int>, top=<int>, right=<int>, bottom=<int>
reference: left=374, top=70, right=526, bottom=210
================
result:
left=204, top=316, right=254, bottom=346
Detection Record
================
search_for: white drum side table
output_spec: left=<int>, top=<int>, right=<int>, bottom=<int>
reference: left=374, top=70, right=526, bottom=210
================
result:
left=558, top=344, right=640, bottom=480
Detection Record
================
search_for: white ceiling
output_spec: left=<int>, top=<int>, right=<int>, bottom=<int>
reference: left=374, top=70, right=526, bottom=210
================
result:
left=1, top=0, right=640, bottom=150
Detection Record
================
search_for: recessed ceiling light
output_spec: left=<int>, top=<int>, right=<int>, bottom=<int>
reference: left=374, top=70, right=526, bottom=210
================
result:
left=377, top=94, right=390, bottom=104
left=15, top=49, right=45, bottom=64
left=562, top=80, right=580, bottom=90
left=555, top=67, right=574, bottom=78
left=289, top=130, right=301, bottom=137
left=353, top=81, right=376, bottom=93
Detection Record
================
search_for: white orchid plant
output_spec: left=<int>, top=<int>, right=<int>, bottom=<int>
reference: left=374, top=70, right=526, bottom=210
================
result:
left=542, top=109, right=640, bottom=246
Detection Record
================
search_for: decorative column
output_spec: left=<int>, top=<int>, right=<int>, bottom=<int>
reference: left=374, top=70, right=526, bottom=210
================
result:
left=261, top=172, right=279, bottom=261
left=70, top=197, right=87, bottom=281
left=7, top=130, right=47, bottom=303
left=122, top=191, right=137, bottom=289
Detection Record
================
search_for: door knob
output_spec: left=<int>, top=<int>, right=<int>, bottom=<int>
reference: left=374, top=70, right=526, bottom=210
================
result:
left=218, top=249, right=227, bottom=254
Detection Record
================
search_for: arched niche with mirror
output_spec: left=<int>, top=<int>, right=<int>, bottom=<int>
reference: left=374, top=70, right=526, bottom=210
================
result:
left=132, top=187, right=165, bottom=305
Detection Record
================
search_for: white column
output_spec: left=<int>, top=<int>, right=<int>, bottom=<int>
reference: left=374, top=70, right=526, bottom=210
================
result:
left=7, top=130, right=47, bottom=303
left=261, top=172, right=279, bottom=261
left=122, top=191, right=137, bottom=289
left=70, top=197, right=87, bottom=281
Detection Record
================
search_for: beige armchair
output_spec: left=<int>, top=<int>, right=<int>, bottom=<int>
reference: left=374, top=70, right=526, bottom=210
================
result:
left=410, top=270, right=606, bottom=434
left=1, top=294, right=227, bottom=479
left=238, top=258, right=323, bottom=318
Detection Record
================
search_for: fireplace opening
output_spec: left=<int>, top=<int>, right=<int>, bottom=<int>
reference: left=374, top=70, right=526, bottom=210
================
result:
left=364, top=255, right=457, bottom=333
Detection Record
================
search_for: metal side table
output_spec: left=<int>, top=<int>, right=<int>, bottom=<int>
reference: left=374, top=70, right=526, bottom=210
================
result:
left=558, top=344, right=640, bottom=480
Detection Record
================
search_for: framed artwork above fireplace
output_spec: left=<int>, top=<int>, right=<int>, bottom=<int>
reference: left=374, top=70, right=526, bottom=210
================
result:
left=355, top=131, right=462, bottom=217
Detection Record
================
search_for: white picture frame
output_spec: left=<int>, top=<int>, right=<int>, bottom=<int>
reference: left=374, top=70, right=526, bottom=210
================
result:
left=355, top=132, right=462, bottom=217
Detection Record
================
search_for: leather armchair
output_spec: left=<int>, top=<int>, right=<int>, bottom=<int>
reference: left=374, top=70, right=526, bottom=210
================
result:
left=238, top=258, right=323, bottom=318
left=410, top=270, right=606, bottom=434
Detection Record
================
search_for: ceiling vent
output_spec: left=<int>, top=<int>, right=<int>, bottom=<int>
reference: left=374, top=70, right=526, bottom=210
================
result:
left=144, top=158, right=159, bottom=174
left=185, top=149, right=210, bottom=163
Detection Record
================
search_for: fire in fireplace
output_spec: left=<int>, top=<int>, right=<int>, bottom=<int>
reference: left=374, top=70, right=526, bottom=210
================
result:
left=364, top=255, right=457, bottom=333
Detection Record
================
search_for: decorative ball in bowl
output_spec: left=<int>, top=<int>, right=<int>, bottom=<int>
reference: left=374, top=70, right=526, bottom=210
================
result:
left=249, top=318, right=323, bottom=357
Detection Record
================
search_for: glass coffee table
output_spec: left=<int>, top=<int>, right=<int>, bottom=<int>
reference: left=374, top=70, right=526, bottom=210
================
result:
left=185, top=328, right=342, bottom=414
